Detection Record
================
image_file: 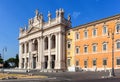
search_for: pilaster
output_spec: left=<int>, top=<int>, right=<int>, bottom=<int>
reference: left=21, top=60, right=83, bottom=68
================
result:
left=55, top=32, right=59, bottom=69
left=37, top=38, right=41, bottom=69
left=40, top=36, right=44, bottom=70
left=47, top=35, right=51, bottom=69
left=19, top=44, right=22, bottom=69
left=29, top=40, right=32, bottom=69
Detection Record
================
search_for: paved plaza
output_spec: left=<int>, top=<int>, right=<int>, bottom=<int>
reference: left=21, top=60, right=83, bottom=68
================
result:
left=0, top=69, right=120, bottom=82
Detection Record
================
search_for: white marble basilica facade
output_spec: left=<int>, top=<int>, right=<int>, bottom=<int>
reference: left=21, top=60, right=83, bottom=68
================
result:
left=18, top=9, right=71, bottom=71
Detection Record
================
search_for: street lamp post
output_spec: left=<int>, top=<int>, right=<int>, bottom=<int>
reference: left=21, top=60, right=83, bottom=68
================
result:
left=108, top=28, right=115, bottom=77
left=2, top=47, right=7, bottom=74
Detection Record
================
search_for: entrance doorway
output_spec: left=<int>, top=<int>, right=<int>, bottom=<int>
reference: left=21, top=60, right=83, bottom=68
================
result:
left=44, top=56, right=48, bottom=69
left=51, top=55, right=55, bottom=69
left=33, top=57, right=36, bottom=69
left=26, top=58, right=28, bottom=68
left=22, top=58, right=24, bottom=68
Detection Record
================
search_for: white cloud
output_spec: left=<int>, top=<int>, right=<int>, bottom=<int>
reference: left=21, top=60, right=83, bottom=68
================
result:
left=72, top=11, right=81, bottom=19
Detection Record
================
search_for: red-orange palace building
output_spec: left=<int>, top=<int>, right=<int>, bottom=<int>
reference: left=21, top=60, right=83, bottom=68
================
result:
left=66, top=14, right=120, bottom=71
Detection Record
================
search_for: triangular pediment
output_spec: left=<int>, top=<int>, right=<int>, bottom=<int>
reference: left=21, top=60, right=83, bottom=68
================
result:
left=27, top=27, right=40, bottom=34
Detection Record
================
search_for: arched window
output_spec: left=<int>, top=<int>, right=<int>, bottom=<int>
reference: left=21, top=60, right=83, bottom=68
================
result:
left=44, top=37, right=48, bottom=50
left=51, top=35, right=56, bottom=49
left=102, top=42, right=107, bottom=51
left=22, top=44, right=25, bottom=54
left=33, top=39, right=38, bottom=51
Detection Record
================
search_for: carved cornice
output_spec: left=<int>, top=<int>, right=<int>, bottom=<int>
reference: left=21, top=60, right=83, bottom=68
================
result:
left=73, top=14, right=120, bottom=30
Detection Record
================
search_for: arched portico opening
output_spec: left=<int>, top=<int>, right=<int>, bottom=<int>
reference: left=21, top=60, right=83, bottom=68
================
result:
left=51, top=35, right=56, bottom=49
left=44, top=37, right=48, bottom=50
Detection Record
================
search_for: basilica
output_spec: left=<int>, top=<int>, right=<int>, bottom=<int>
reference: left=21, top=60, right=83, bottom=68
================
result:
left=18, top=9, right=71, bottom=71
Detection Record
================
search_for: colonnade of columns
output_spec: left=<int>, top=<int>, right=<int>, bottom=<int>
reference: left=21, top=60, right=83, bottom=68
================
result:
left=19, top=32, right=65, bottom=70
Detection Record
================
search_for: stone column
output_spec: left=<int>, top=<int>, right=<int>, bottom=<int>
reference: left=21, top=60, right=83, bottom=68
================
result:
left=55, top=33, right=58, bottom=69
left=36, top=38, right=41, bottom=69
left=47, top=35, right=51, bottom=69
left=24, top=42, right=27, bottom=69
left=29, top=40, right=32, bottom=69
left=40, top=36, right=44, bottom=70
left=57, top=32, right=62, bottom=69
left=62, top=32, right=66, bottom=69
left=19, top=44, right=22, bottom=69
left=27, top=41, right=30, bottom=69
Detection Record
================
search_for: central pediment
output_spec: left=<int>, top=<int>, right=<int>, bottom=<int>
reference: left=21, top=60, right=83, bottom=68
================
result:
left=27, top=27, right=40, bottom=34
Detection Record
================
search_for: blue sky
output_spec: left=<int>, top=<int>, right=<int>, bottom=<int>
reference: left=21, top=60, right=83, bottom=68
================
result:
left=0, top=0, right=120, bottom=60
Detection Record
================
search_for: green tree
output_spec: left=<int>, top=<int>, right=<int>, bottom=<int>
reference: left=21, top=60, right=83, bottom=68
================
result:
left=15, top=54, right=19, bottom=67
left=7, top=58, right=16, bottom=67
left=6, top=54, right=19, bottom=68
left=0, top=54, right=3, bottom=64
left=4, top=60, right=10, bottom=68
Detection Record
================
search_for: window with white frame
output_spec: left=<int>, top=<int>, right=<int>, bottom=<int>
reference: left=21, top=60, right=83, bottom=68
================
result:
left=116, top=58, right=120, bottom=65
left=116, top=24, right=120, bottom=33
left=76, top=46, right=80, bottom=54
left=84, top=46, right=88, bottom=53
left=116, top=41, right=120, bottom=49
left=67, top=41, right=71, bottom=49
left=103, top=42, right=107, bottom=51
left=92, top=28, right=97, bottom=37
left=103, top=26, right=107, bottom=35
left=92, top=44, right=97, bottom=52
left=84, top=30, right=88, bottom=38
left=75, top=32, right=80, bottom=40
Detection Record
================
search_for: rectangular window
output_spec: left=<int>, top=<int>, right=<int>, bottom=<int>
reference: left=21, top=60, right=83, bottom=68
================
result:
left=103, top=59, right=107, bottom=66
left=116, top=58, right=120, bottom=65
left=67, top=59, right=71, bottom=66
left=93, top=59, right=97, bottom=66
left=84, top=46, right=88, bottom=53
left=76, top=47, right=79, bottom=54
left=84, top=60, right=88, bottom=68
left=84, top=31, right=88, bottom=38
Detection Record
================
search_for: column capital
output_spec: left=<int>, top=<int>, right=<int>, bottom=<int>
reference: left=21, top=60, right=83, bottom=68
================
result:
left=59, top=31, right=65, bottom=35
left=54, top=32, right=59, bottom=35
